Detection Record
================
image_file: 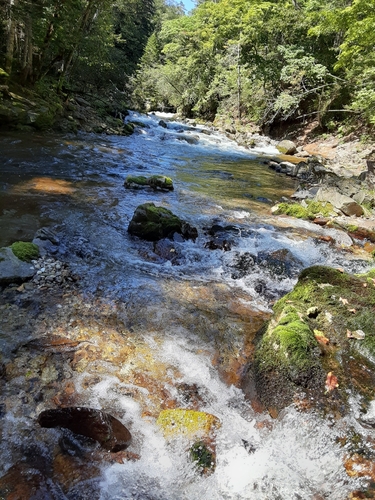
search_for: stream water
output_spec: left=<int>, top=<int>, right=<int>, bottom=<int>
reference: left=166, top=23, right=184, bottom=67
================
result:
left=0, top=113, right=373, bottom=499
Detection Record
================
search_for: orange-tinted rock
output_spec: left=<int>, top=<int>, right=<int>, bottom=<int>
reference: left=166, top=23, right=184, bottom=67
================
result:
left=364, top=242, right=375, bottom=254
left=313, top=217, right=329, bottom=226
left=0, top=463, right=61, bottom=499
left=53, top=453, right=101, bottom=493
left=38, top=407, right=131, bottom=452
left=344, top=453, right=375, bottom=481
left=304, top=142, right=337, bottom=159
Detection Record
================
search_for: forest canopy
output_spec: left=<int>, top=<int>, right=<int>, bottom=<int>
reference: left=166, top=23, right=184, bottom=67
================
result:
left=1, top=0, right=374, bottom=131
left=0, top=0, right=183, bottom=91
left=132, top=0, right=375, bottom=130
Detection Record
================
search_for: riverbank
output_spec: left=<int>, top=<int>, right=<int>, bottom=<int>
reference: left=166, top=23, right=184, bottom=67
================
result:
left=0, top=82, right=133, bottom=136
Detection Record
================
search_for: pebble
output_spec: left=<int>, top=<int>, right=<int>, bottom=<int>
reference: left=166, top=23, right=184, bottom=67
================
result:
left=30, top=257, right=78, bottom=290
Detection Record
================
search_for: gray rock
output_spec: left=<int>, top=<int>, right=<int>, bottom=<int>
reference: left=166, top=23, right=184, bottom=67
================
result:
left=32, top=227, right=60, bottom=256
left=315, top=188, right=364, bottom=217
left=279, top=161, right=295, bottom=175
left=0, top=247, right=35, bottom=285
left=268, top=161, right=280, bottom=170
left=175, top=134, right=199, bottom=145
left=276, top=140, right=297, bottom=155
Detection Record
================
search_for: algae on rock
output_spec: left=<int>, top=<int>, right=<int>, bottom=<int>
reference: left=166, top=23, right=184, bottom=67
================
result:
left=128, top=202, right=197, bottom=242
left=124, top=174, right=174, bottom=191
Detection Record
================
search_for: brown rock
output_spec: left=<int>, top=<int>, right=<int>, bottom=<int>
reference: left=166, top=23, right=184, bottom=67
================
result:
left=53, top=453, right=101, bottom=493
left=38, top=407, right=131, bottom=452
left=0, top=463, right=61, bottom=500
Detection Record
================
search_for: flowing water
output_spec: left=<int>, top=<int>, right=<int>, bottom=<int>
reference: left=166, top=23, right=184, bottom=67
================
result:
left=0, top=113, right=373, bottom=498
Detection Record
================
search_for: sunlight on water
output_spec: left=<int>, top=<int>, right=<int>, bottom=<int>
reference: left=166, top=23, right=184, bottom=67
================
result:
left=0, top=114, right=373, bottom=499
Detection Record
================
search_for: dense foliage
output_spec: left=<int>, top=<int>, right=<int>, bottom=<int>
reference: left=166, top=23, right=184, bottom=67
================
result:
left=1, top=0, right=374, bottom=131
left=132, top=0, right=375, bottom=130
left=0, top=0, right=171, bottom=92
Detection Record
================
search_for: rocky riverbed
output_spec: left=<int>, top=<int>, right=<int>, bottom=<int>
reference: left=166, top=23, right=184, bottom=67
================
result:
left=1, top=109, right=375, bottom=498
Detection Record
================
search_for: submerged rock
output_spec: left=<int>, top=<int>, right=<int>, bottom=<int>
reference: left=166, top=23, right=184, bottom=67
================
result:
left=0, top=463, right=62, bottom=500
left=38, top=407, right=131, bottom=452
left=124, top=174, right=174, bottom=191
left=190, top=441, right=216, bottom=475
left=156, top=409, right=220, bottom=439
left=128, top=202, right=197, bottom=242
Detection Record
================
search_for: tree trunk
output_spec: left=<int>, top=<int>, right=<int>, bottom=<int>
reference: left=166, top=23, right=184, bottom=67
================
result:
left=21, top=13, right=33, bottom=84
left=36, top=0, right=65, bottom=80
left=61, top=0, right=98, bottom=80
left=5, top=0, right=17, bottom=75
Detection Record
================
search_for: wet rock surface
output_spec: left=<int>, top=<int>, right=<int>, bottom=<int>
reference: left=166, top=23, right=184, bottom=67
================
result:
left=38, top=407, right=132, bottom=452
left=128, top=202, right=198, bottom=242
left=247, top=265, right=375, bottom=420
left=124, top=174, right=174, bottom=191
left=0, top=247, right=35, bottom=286
left=2, top=122, right=375, bottom=497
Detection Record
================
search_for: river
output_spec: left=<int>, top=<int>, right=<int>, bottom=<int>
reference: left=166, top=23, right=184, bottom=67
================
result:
left=0, top=113, right=372, bottom=499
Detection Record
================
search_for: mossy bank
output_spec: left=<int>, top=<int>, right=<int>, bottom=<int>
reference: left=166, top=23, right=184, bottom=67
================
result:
left=245, top=265, right=375, bottom=417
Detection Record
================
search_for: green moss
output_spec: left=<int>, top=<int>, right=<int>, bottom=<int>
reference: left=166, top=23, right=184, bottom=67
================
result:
left=257, top=304, right=318, bottom=375
left=255, top=264, right=375, bottom=412
left=190, top=441, right=215, bottom=473
left=347, top=224, right=359, bottom=233
left=149, top=175, right=173, bottom=186
left=275, top=201, right=334, bottom=220
left=34, top=111, right=55, bottom=130
left=125, top=175, right=149, bottom=186
left=125, top=175, right=174, bottom=191
left=278, top=309, right=301, bottom=325
left=275, top=202, right=308, bottom=218
left=128, top=203, right=182, bottom=241
left=123, top=122, right=135, bottom=135
left=298, top=265, right=350, bottom=285
left=11, top=241, right=39, bottom=262
left=305, top=200, right=334, bottom=218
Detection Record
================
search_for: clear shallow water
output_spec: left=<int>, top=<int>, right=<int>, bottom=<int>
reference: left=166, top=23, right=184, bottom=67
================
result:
left=0, top=113, right=372, bottom=498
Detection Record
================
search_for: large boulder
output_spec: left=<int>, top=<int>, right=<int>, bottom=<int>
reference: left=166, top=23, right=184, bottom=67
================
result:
left=128, top=203, right=197, bottom=242
left=0, top=247, right=36, bottom=286
left=276, top=140, right=297, bottom=155
left=315, top=187, right=364, bottom=217
left=243, top=265, right=375, bottom=416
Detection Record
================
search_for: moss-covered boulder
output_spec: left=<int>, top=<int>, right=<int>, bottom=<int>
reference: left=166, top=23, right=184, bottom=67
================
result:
left=189, top=441, right=216, bottom=475
left=11, top=241, right=39, bottom=262
left=245, top=265, right=375, bottom=416
left=122, top=122, right=135, bottom=136
left=124, top=175, right=174, bottom=191
left=272, top=200, right=335, bottom=220
left=128, top=203, right=197, bottom=242
left=148, top=175, right=174, bottom=191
